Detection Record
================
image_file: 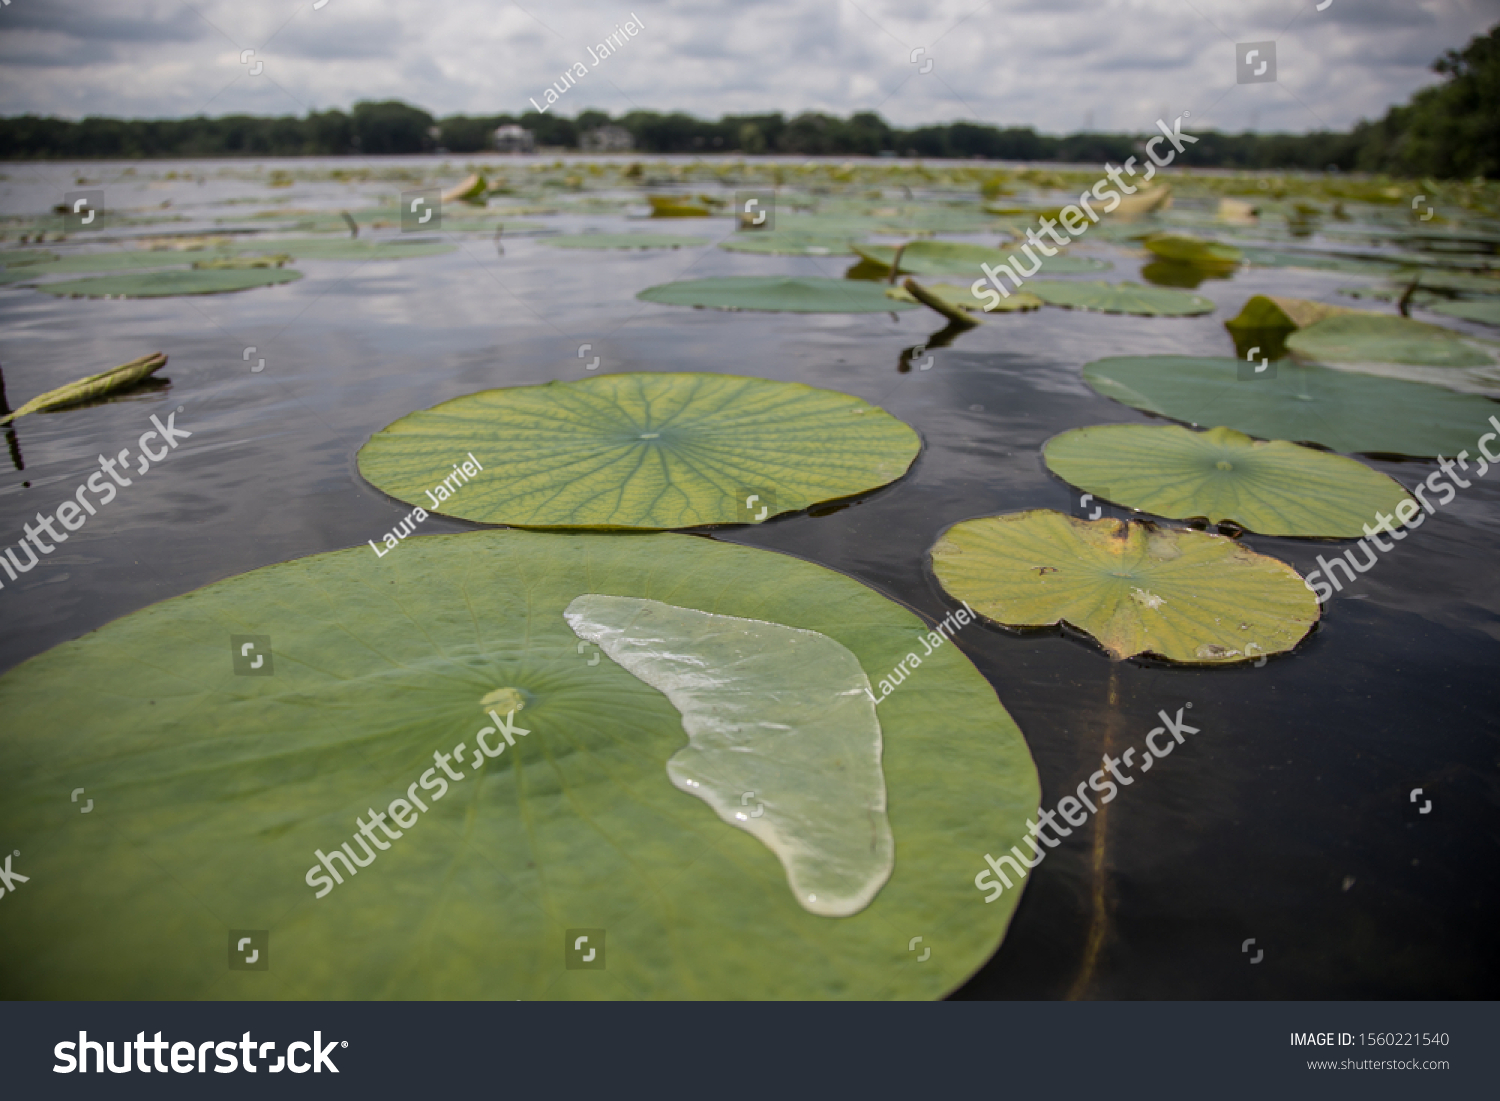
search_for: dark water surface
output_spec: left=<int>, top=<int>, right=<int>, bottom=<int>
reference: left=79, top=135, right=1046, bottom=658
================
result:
left=1, top=157, right=1496, bottom=998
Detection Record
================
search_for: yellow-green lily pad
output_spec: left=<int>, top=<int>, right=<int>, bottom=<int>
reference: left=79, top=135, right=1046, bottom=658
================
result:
left=1043, top=424, right=1415, bottom=537
left=357, top=372, right=921, bottom=528
left=1143, top=234, right=1242, bottom=265
left=930, top=509, right=1319, bottom=663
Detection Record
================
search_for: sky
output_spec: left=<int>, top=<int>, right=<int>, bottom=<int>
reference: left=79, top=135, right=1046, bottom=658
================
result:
left=0, top=0, right=1496, bottom=134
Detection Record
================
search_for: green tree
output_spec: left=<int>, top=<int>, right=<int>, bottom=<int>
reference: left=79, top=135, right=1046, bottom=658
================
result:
left=351, top=100, right=435, bottom=155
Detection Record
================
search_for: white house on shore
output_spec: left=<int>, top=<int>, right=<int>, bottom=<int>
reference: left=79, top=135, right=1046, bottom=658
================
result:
left=494, top=124, right=535, bottom=153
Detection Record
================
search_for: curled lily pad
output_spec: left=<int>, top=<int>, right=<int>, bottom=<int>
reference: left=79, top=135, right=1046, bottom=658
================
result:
left=357, top=372, right=921, bottom=528
left=1081, top=354, right=1498, bottom=457
left=545, top=234, right=708, bottom=250
left=1043, top=424, right=1414, bottom=538
left=637, top=275, right=919, bottom=313
left=0, top=352, right=167, bottom=425
left=33, top=267, right=303, bottom=298
left=1028, top=281, right=1214, bottom=316
left=1226, top=294, right=1368, bottom=332
left=648, top=196, right=712, bottom=217
left=1286, top=314, right=1499, bottom=369
left=930, top=509, right=1319, bottom=664
left=0, top=529, right=1039, bottom=999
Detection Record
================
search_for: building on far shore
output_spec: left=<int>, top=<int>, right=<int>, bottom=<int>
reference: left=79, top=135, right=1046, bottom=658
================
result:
left=493, top=124, right=536, bottom=153
left=580, top=125, right=634, bottom=153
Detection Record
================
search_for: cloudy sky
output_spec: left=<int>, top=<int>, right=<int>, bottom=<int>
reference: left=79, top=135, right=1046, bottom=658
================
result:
left=1, top=0, right=1495, bottom=133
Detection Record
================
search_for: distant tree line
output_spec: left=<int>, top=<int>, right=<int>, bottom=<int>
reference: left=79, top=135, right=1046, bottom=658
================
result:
left=1, top=26, right=1493, bottom=177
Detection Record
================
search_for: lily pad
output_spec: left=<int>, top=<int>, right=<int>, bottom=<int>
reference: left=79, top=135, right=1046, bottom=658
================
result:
left=855, top=242, right=1108, bottom=276
left=648, top=196, right=712, bottom=217
left=719, top=234, right=858, bottom=256
left=1143, top=234, right=1242, bottom=265
left=1428, top=298, right=1500, bottom=327
left=357, top=372, right=921, bottom=528
left=545, top=234, right=709, bottom=250
left=1028, top=281, right=1215, bottom=316
left=32, top=267, right=303, bottom=298
left=930, top=510, right=1319, bottom=663
left=1081, top=354, right=1499, bottom=457
left=1043, top=424, right=1414, bottom=538
left=0, top=249, right=58, bottom=266
left=1226, top=294, right=1367, bottom=332
left=637, top=276, right=919, bottom=313
left=0, top=529, right=1039, bottom=999
left=247, top=238, right=456, bottom=261
left=1286, top=314, right=1498, bottom=369
left=885, top=281, right=1042, bottom=313
left=3, top=250, right=202, bottom=277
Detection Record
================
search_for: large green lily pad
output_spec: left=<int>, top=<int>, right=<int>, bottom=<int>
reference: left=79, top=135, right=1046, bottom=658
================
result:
left=1028, top=281, right=1215, bottom=316
left=636, top=276, right=919, bottom=313
left=1081, top=354, right=1499, bottom=457
left=930, top=510, right=1319, bottom=663
left=545, top=234, right=709, bottom=250
left=0, top=530, right=1039, bottom=999
left=32, top=267, right=303, bottom=298
left=1286, top=314, right=1498, bottom=369
left=2, top=250, right=202, bottom=278
left=1043, top=424, right=1414, bottom=537
left=358, top=372, right=921, bottom=528
left=0, top=248, right=59, bottom=266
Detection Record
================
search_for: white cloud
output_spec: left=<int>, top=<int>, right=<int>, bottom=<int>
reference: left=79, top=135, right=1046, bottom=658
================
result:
left=0, top=0, right=1492, bottom=133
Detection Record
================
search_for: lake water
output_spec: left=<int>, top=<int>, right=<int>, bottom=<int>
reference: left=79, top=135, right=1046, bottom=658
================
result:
left=1, top=155, right=1496, bottom=998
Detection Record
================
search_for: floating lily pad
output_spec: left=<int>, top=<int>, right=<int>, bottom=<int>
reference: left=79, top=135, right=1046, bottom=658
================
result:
left=0, top=529, right=1039, bottom=999
left=0, top=249, right=58, bottom=266
left=33, top=267, right=303, bottom=298
left=930, top=510, right=1319, bottom=663
left=1081, top=354, right=1499, bottom=457
left=1428, top=298, right=1500, bottom=327
left=1226, top=294, right=1367, bottom=332
left=1028, top=281, right=1215, bottom=316
left=637, top=276, right=919, bottom=313
left=1143, top=234, right=1242, bottom=265
left=855, top=242, right=1108, bottom=276
left=719, top=234, right=858, bottom=256
left=885, top=281, right=1042, bottom=313
left=1043, top=424, right=1414, bottom=537
left=4, top=250, right=202, bottom=277
left=358, top=372, right=921, bottom=528
left=545, top=234, right=709, bottom=250
left=247, top=238, right=456, bottom=261
left=648, top=196, right=712, bottom=217
left=1286, top=314, right=1498, bottom=368
left=1240, top=248, right=1398, bottom=275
